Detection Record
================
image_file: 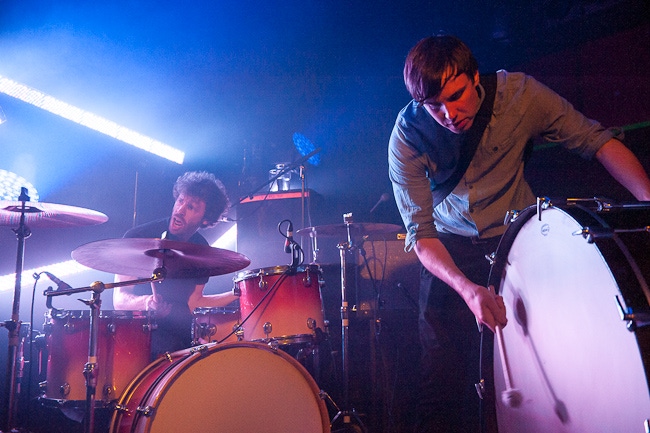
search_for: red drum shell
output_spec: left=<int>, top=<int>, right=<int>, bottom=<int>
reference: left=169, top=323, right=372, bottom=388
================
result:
left=45, top=310, right=153, bottom=401
left=235, top=265, right=325, bottom=344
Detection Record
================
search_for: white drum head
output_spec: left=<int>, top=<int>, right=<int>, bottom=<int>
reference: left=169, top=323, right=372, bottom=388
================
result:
left=494, top=206, right=650, bottom=432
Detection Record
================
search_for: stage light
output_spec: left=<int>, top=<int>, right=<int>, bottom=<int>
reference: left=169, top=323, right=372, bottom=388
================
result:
left=0, top=260, right=92, bottom=293
left=0, top=169, right=39, bottom=201
left=211, top=223, right=237, bottom=250
left=0, top=75, right=185, bottom=164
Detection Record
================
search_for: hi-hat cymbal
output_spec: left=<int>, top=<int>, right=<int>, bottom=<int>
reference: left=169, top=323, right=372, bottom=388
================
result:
left=297, top=223, right=402, bottom=238
left=0, top=201, right=108, bottom=228
left=72, top=238, right=251, bottom=279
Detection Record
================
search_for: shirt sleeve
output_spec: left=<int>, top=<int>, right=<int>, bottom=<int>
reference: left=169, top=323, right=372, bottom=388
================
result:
left=388, top=118, right=439, bottom=252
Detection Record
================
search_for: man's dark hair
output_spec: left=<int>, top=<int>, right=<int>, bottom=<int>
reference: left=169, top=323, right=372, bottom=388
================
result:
left=173, top=171, right=229, bottom=227
left=404, top=35, right=479, bottom=103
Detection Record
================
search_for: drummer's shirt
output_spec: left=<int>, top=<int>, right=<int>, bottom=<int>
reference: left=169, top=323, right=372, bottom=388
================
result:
left=388, top=70, right=615, bottom=251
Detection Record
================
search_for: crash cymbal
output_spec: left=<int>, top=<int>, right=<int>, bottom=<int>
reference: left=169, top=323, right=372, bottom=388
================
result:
left=0, top=201, right=108, bottom=228
left=297, top=222, right=402, bottom=238
left=72, top=238, right=251, bottom=279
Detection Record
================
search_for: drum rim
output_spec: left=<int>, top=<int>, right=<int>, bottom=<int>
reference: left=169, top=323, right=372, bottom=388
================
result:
left=109, top=341, right=330, bottom=433
left=233, top=264, right=320, bottom=281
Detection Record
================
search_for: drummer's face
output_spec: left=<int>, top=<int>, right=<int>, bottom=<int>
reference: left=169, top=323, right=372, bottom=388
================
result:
left=169, top=193, right=208, bottom=240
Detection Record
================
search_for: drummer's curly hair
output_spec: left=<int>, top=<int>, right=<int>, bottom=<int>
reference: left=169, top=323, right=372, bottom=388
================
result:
left=173, top=171, right=230, bottom=228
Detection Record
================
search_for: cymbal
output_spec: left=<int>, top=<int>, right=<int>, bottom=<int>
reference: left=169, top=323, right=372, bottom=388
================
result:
left=71, top=238, right=251, bottom=279
left=297, top=223, right=402, bottom=238
left=0, top=201, right=108, bottom=228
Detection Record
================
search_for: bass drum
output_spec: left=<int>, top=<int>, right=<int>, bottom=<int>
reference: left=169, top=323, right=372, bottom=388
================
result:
left=489, top=201, right=650, bottom=433
left=110, top=341, right=330, bottom=433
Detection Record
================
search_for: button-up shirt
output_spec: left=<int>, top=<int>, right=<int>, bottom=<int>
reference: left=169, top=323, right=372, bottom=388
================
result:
left=389, top=70, right=614, bottom=251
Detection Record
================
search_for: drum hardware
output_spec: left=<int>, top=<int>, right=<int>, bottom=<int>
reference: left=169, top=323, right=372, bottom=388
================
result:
left=44, top=269, right=166, bottom=433
left=0, top=190, right=109, bottom=432
left=495, top=325, right=522, bottom=408
left=488, top=201, right=650, bottom=432
left=615, top=296, right=650, bottom=331
left=109, top=342, right=330, bottom=433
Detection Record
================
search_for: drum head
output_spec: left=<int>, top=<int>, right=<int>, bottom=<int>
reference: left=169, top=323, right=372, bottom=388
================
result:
left=113, top=342, right=330, bottom=433
left=492, top=205, right=650, bottom=432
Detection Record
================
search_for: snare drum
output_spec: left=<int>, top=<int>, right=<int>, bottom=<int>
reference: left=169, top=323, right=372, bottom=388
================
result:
left=109, top=342, right=330, bottom=433
left=235, top=265, right=325, bottom=344
left=489, top=201, right=650, bottom=432
left=191, top=306, right=240, bottom=344
left=44, top=309, right=154, bottom=401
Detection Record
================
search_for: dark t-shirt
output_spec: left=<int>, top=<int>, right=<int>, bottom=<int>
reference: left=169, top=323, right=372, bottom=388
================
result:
left=122, top=218, right=209, bottom=358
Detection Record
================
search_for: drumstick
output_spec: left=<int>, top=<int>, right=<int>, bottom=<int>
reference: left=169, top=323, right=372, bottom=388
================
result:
left=495, top=325, right=523, bottom=408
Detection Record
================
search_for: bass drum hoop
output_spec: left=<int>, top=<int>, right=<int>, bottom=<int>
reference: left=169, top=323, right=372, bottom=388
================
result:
left=109, top=341, right=330, bottom=433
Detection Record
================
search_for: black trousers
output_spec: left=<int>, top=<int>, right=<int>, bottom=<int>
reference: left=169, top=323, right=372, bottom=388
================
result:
left=414, top=233, right=500, bottom=433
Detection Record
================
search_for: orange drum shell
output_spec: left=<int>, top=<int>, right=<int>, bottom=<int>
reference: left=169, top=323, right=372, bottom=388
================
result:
left=235, top=265, right=325, bottom=342
left=45, top=310, right=153, bottom=401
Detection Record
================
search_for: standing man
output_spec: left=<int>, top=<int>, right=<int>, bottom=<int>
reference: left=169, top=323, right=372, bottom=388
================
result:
left=113, top=171, right=239, bottom=359
left=388, top=35, right=650, bottom=432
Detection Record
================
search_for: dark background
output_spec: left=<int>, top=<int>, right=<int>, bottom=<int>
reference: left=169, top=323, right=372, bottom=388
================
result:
left=0, top=1, right=648, bottom=432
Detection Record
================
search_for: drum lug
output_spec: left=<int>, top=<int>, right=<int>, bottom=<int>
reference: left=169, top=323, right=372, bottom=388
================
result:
left=503, top=209, right=520, bottom=225
left=484, top=252, right=496, bottom=266
left=303, top=270, right=311, bottom=287
left=114, top=403, right=131, bottom=414
left=258, top=274, right=267, bottom=291
left=234, top=323, right=245, bottom=341
left=107, top=322, right=116, bottom=335
left=307, top=318, right=317, bottom=331
left=136, top=405, right=155, bottom=417
left=263, top=322, right=273, bottom=337
left=615, top=296, right=650, bottom=331
left=59, top=382, right=70, bottom=398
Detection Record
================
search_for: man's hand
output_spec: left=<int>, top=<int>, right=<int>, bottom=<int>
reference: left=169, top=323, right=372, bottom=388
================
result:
left=464, top=284, right=507, bottom=332
left=145, top=293, right=172, bottom=317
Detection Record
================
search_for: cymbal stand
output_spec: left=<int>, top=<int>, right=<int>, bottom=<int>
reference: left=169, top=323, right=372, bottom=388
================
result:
left=44, top=269, right=166, bottom=433
left=2, top=187, right=32, bottom=432
left=331, top=213, right=367, bottom=433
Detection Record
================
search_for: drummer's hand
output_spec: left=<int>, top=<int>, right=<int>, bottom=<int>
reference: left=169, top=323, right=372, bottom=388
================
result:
left=145, top=294, right=172, bottom=317
left=465, top=284, right=507, bottom=333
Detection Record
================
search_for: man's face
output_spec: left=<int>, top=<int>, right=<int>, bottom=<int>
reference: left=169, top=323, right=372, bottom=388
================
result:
left=422, top=70, right=481, bottom=134
left=168, top=193, right=208, bottom=240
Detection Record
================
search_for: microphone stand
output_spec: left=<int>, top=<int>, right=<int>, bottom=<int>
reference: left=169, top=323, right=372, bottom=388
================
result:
left=43, top=270, right=166, bottom=433
left=331, top=213, right=367, bottom=433
left=2, top=187, right=32, bottom=431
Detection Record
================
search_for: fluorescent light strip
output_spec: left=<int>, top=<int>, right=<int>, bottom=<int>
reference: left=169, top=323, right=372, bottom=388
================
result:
left=0, top=260, right=93, bottom=293
left=210, top=224, right=237, bottom=249
left=0, top=76, right=184, bottom=164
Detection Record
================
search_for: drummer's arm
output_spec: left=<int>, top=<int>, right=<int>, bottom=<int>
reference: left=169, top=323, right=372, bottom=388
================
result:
left=596, top=138, right=650, bottom=201
left=113, top=274, right=147, bottom=310
left=187, top=284, right=239, bottom=312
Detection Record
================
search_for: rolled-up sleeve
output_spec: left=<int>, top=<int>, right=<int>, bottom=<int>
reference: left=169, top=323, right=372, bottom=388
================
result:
left=388, top=118, right=439, bottom=252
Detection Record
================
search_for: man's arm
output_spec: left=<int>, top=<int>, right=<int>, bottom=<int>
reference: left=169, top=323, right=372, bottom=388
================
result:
left=596, top=138, right=650, bottom=201
left=414, top=237, right=507, bottom=332
left=113, top=274, right=171, bottom=316
left=187, top=284, right=239, bottom=312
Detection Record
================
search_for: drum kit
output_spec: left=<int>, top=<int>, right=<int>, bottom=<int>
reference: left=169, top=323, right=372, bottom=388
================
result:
left=3, top=192, right=650, bottom=432
left=0, top=190, right=401, bottom=433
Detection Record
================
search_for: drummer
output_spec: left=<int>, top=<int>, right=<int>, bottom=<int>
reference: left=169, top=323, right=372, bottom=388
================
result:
left=388, top=34, right=650, bottom=433
left=113, top=171, right=238, bottom=359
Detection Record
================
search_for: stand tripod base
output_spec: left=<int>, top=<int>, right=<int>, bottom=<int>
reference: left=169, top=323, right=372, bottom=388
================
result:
left=331, top=409, right=367, bottom=433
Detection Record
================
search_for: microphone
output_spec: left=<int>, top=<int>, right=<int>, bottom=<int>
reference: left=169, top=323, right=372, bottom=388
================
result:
left=284, top=221, right=294, bottom=253
left=369, top=193, right=390, bottom=213
left=43, top=271, right=72, bottom=290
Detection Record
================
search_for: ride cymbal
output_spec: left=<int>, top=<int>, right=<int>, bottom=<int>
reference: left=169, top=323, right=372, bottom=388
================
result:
left=72, top=238, right=250, bottom=278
